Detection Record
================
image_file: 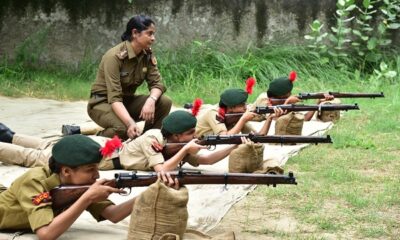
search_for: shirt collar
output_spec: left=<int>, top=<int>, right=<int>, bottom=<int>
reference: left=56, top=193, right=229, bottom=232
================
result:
left=125, top=41, right=147, bottom=60
left=40, top=166, right=62, bottom=190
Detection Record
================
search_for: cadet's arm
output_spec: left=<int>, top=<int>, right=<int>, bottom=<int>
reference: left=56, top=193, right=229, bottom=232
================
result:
left=101, top=198, right=136, bottom=223
left=35, top=192, right=94, bottom=240
left=225, top=112, right=256, bottom=135
left=197, top=144, right=238, bottom=165
left=258, top=115, right=274, bottom=135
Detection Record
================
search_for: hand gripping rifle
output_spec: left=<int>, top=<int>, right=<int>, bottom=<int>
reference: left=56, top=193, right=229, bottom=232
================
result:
left=50, top=171, right=297, bottom=211
left=220, top=103, right=360, bottom=126
left=162, top=134, right=332, bottom=159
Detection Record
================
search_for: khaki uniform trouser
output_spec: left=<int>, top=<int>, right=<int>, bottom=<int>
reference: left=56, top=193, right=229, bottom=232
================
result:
left=0, top=134, right=54, bottom=167
left=0, top=184, right=6, bottom=193
left=87, top=94, right=172, bottom=140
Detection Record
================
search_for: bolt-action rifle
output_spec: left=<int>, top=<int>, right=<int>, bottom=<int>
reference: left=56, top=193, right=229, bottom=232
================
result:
left=162, top=134, right=332, bottom=159
left=297, top=91, right=384, bottom=100
left=219, top=103, right=359, bottom=126
left=50, top=171, right=298, bottom=211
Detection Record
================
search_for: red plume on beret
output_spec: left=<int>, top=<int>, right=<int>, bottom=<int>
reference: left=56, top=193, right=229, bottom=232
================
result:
left=100, top=136, right=122, bottom=157
left=289, top=71, right=297, bottom=82
left=245, top=77, right=256, bottom=94
left=191, top=98, right=203, bottom=117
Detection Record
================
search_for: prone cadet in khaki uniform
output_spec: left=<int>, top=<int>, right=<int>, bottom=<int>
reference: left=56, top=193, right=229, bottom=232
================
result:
left=0, top=110, right=242, bottom=171
left=249, top=71, right=334, bottom=136
left=119, top=110, right=246, bottom=172
left=254, top=71, right=334, bottom=121
left=195, top=78, right=283, bottom=137
left=0, top=135, right=179, bottom=239
left=88, top=15, right=172, bottom=140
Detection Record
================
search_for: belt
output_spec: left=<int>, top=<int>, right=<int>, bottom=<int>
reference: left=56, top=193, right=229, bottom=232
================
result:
left=112, top=157, right=123, bottom=169
left=90, top=92, right=107, bottom=99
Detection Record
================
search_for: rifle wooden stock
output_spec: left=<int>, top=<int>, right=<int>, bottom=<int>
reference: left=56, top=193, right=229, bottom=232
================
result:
left=50, top=171, right=297, bottom=210
left=298, top=92, right=384, bottom=99
left=220, top=103, right=360, bottom=126
left=162, top=134, right=332, bottom=159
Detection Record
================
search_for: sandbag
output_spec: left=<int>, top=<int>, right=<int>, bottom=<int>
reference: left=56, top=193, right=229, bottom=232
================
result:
left=253, top=159, right=284, bottom=175
left=316, top=98, right=341, bottom=122
left=229, top=143, right=264, bottom=173
left=127, top=180, right=189, bottom=240
left=275, top=112, right=304, bottom=136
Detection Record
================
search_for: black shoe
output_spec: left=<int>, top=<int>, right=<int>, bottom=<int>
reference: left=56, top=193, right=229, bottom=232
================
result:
left=183, top=103, right=193, bottom=109
left=0, top=123, right=15, bottom=143
left=61, top=125, right=81, bottom=136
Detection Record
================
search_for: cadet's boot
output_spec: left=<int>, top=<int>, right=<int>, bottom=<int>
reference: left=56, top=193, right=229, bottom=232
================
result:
left=61, top=125, right=81, bottom=136
left=183, top=103, right=193, bottom=109
left=0, top=123, right=15, bottom=143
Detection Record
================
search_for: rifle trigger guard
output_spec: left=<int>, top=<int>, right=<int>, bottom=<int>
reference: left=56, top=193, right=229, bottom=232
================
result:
left=207, top=145, right=216, bottom=151
left=120, top=187, right=131, bottom=196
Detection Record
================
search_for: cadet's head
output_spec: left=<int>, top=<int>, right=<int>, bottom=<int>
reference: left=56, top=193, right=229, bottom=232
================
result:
left=50, top=135, right=102, bottom=185
left=121, top=15, right=155, bottom=47
left=162, top=110, right=197, bottom=142
left=219, top=89, right=248, bottom=113
left=219, top=77, right=256, bottom=113
left=267, top=71, right=297, bottom=99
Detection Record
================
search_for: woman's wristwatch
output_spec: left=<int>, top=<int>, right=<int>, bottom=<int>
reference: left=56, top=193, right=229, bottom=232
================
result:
left=149, top=95, right=158, bottom=101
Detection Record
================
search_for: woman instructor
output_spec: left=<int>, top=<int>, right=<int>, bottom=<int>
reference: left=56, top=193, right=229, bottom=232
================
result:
left=88, top=15, right=172, bottom=140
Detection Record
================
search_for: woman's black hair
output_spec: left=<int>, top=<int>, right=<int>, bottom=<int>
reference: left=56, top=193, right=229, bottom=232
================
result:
left=266, top=90, right=278, bottom=98
left=218, top=101, right=227, bottom=109
left=121, top=15, right=155, bottom=42
left=161, top=127, right=172, bottom=138
left=49, top=156, right=78, bottom=174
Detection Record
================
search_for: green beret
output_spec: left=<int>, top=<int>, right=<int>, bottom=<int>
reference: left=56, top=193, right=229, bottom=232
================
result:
left=267, top=71, right=297, bottom=97
left=267, top=77, right=293, bottom=97
left=52, top=135, right=102, bottom=167
left=220, top=89, right=248, bottom=107
left=162, top=110, right=197, bottom=134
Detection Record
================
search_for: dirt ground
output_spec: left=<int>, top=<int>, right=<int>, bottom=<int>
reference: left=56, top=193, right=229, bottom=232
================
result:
left=210, top=186, right=302, bottom=240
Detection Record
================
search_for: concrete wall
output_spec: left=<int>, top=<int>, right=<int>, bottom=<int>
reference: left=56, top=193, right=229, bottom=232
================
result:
left=0, top=0, right=348, bottom=64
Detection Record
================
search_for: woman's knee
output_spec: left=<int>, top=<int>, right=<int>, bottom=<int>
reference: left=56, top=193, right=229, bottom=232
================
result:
left=158, top=95, right=172, bottom=109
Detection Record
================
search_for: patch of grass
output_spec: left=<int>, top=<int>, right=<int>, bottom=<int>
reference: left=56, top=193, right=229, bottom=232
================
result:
left=359, top=226, right=388, bottom=238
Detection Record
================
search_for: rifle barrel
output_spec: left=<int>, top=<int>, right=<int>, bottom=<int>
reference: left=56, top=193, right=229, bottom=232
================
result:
left=298, top=92, right=384, bottom=99
left=255, top=104, right=359, bottom=113
left=114, top=171, right=297, bottom=187
left=201, top=134, right=332, bottom=144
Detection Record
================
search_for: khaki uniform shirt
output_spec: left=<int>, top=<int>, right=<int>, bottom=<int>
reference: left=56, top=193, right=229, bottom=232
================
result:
left=90, top=41, right=166, bottom=104
left=196, top=108, right=255, bottom=137
left=118, top=129, right=199, bottom=171
left=0, top=167, right=113, bottom=231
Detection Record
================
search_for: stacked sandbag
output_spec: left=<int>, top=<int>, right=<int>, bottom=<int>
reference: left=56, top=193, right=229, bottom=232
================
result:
left=228, top=142, right=264, bottom=173
left=275, top=112, right=304, bottom=136
left=253, top=159, right=284, bottom=175
left=128, top=180, right=189, bottom=240
left=128, top=180, right=236, bottom=240
left=316, top=98, right=341, bottom=122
